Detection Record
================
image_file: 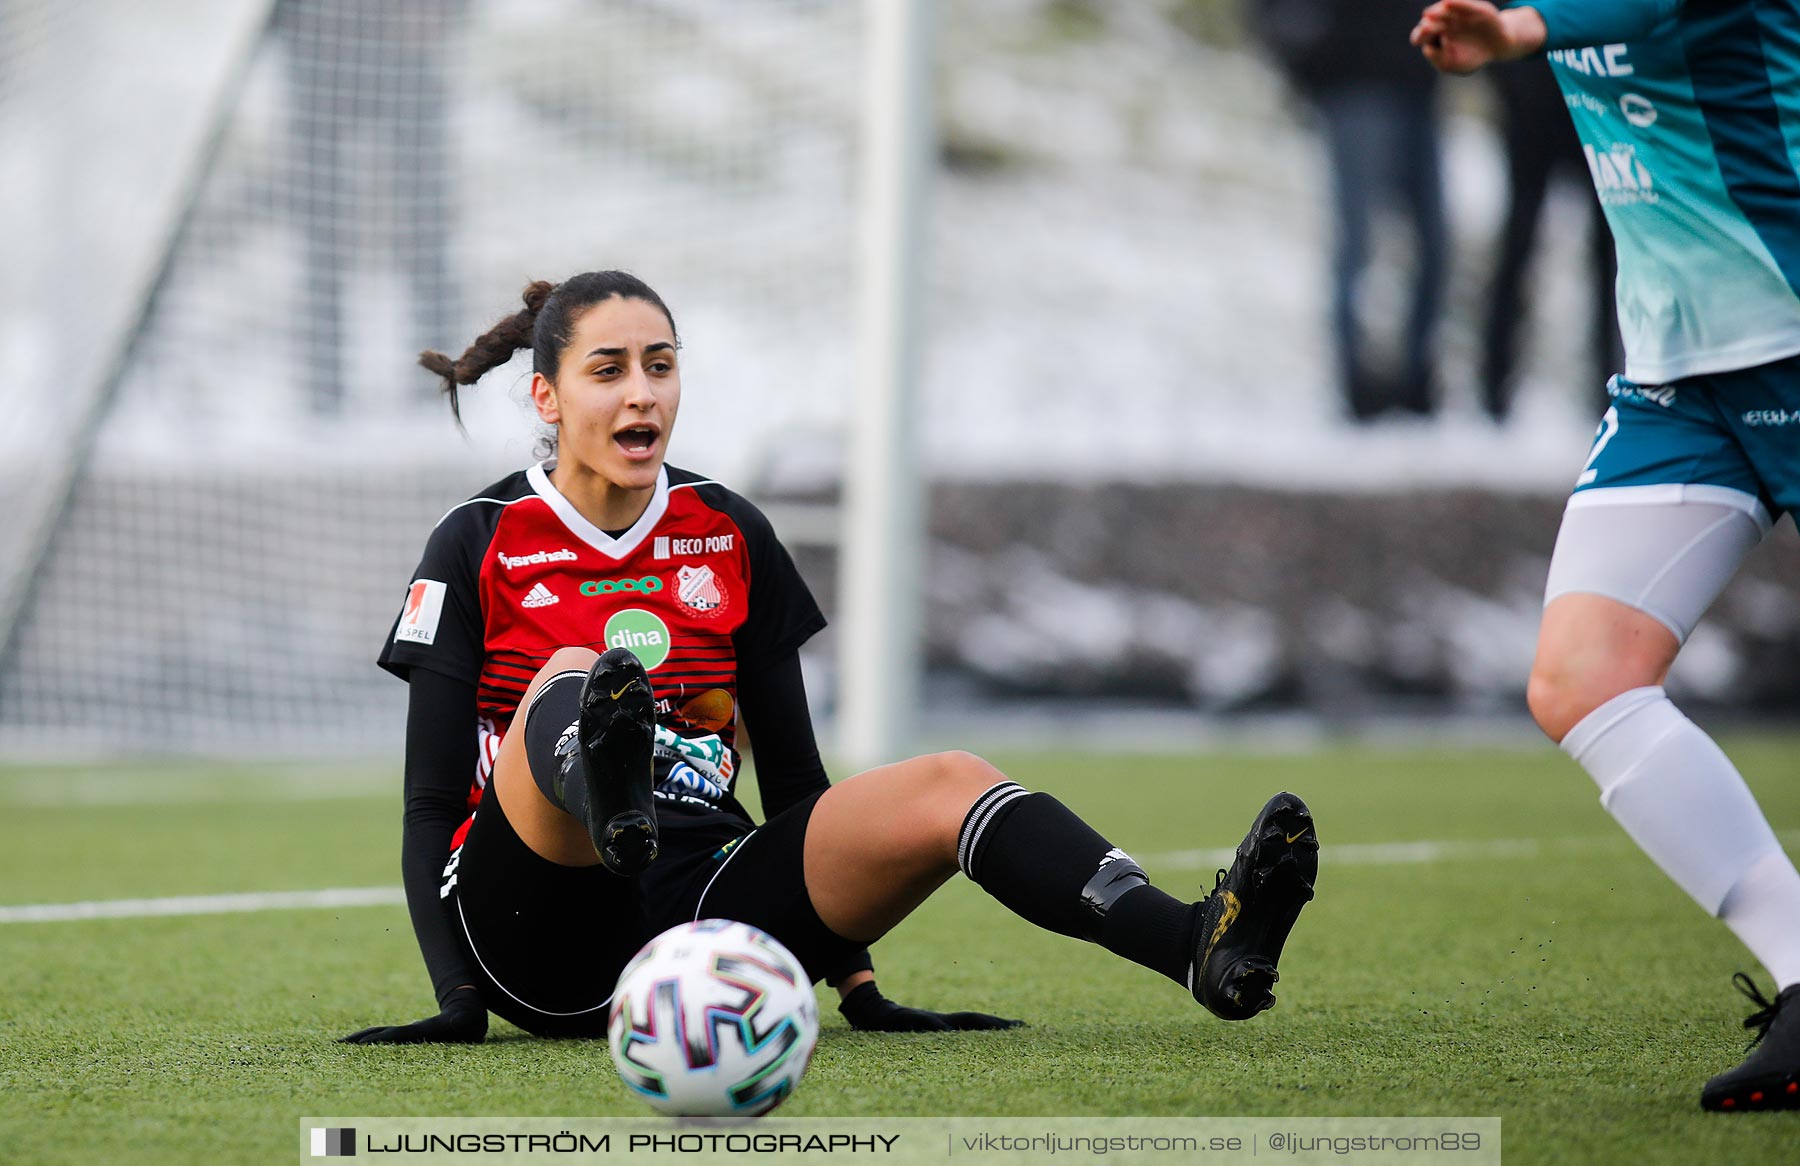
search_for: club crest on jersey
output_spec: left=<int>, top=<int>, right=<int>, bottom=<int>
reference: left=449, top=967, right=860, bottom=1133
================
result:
left=675, top=564, right=726, bottom=615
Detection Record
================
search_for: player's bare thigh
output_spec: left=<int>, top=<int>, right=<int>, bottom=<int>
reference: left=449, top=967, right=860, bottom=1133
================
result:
left=491, top=646, right=604, bottom=867
left=801, top=750, right=1009, bottom=941
left=1526, top=491, right=1766, bottom=742
left=1528, top=594, right=1679, bottom=743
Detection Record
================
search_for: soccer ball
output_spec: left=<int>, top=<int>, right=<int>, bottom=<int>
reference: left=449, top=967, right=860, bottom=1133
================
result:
left=607, top=919, right=819, bottom=1116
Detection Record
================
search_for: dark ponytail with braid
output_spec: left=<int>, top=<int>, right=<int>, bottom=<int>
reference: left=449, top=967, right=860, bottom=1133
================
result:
left=419, top=271, right=678, bottom=424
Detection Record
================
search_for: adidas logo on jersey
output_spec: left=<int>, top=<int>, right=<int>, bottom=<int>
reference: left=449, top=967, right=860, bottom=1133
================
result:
left=521, top=583, right=560, bottom=609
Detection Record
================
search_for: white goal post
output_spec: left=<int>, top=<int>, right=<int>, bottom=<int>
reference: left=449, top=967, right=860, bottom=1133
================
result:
left=838, top=0, right=937, bottom=771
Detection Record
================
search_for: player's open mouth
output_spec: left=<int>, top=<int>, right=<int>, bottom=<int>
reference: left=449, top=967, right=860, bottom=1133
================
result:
left=615, top=426, right=659, bottom=457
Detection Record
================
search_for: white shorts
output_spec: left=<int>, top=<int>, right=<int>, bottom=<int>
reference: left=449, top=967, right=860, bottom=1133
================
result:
left=1542, top=485, right=1771, bottom=642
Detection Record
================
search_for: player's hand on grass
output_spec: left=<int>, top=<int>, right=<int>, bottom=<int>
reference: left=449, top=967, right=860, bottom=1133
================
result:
left=339, top=986, right=488, bottom=1044
left=1411, top=0, right=1547, bottom=75
left=837, top=982, right=1023, bottom=1033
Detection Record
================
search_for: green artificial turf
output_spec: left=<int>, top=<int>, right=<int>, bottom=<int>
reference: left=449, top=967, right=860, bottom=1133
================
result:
left=3, top=738, right=1798, bottom=1164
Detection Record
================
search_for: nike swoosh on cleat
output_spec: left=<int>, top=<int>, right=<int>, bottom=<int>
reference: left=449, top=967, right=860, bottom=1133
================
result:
left=1286, top=830, right=1308, bottom=844
left=610, top=682, right=639, bottom=700
left=1204, top=891, right=1241, bottom=960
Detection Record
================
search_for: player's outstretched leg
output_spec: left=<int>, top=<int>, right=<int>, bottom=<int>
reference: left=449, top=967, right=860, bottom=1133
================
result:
left=568, top=647, right=659, bottom=876
left=956, top=779, right=1318, bottom=1020
left=1700, top=975, right=1800, bottom=1112
left=802, top=752, right=1318, bottom=1020
left=1190, top=792, right=1319, bottom=1019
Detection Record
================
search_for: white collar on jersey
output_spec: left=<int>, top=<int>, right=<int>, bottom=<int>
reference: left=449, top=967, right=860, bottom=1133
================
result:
left=526, top=460, right=669, bottom=561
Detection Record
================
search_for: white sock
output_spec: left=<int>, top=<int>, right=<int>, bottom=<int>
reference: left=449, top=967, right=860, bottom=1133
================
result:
left=1720, top=852, right=1800, bottom=990
left=1561, top=687, right=1782, bottom=918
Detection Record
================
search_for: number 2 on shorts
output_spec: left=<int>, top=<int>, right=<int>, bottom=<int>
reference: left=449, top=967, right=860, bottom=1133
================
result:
left=1576, top=405, right=1620, bottom=487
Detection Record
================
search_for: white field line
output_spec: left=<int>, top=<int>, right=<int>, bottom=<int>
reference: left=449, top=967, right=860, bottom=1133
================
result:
left=0, top=886, right=404, bottom=924
left=5, top=831, right=1798, bottom=924
left=0, top=773, right=394, bottom=807
left=1147, top=837, right=1560, bottom=872
left=1148, top=828, right=1800, bottom=873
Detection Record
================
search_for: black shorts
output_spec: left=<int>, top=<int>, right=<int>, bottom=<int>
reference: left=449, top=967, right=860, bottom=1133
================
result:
left=448, top=771, right=861, bottom=1039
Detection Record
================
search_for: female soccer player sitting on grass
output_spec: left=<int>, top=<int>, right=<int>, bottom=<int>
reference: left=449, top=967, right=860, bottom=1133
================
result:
left=339, top=271, right=1319, bottom=1044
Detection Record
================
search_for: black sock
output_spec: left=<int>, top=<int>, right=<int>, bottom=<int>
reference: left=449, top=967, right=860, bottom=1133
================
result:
left=523, top=671, right=592, bottom=821
left=1103, top=884, right=1199, bottom=985
left=549, top=741, right=592, bottom=824
left=957, top=782, right=1198, bottom=987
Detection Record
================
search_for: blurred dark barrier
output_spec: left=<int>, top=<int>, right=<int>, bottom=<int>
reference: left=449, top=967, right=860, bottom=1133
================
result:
left=799, top=484, right=1800, bottom=718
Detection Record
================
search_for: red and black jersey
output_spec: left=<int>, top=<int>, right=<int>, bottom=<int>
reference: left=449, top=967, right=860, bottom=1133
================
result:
left=378, top=463, right=825, bottom=826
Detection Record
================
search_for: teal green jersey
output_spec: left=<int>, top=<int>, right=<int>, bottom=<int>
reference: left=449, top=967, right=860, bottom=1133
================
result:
left=1521, top=0, right=1800, bottom=383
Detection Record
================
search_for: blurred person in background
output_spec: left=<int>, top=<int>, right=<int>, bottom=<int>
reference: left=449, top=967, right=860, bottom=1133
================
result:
left=280, top=0, right=463, bottom=414
left=1482, top=57, right=1624, bottom=423
left=1416, top=0, right=1800, bottom=1112
left=1248, top=0, right=1448, bottom=421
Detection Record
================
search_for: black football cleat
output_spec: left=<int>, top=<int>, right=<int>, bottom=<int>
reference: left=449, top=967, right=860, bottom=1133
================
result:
left=575, top=647, right=659, bottom=876
left=1190, top=791, right=1318, bottom=1021
left=1700, top=974, right=1800, bottom=1112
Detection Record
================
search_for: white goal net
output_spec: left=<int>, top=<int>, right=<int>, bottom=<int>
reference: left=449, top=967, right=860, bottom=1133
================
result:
left=0, top=0, right=863, bottom=754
